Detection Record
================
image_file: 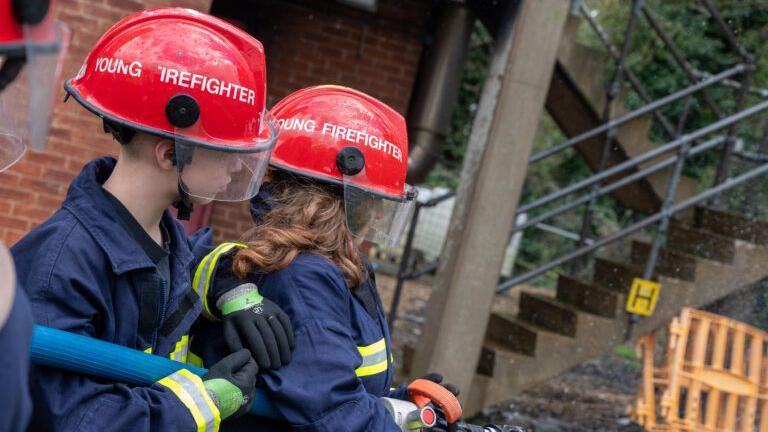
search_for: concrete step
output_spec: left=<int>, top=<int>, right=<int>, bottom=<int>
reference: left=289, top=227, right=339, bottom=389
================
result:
left=485, top=312, right=538, bottom=357
left=666, top=222, right=736, bottom=264
left=695, top=206, right=768, bottom=244
left=518, top=292, right=578, bottom=337
left=546, top=18, right=698, bottom=215
left=630, top=240, right=698, bottom=282
left=593, top=257, right=645, bottom=293
left=469, top=237, right=768, bottom=414
left=556, top=274, right=621, bottom=318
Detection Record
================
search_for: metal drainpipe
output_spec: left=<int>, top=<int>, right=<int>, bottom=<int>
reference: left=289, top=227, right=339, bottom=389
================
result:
left=405, top=0, right=475, bottom=184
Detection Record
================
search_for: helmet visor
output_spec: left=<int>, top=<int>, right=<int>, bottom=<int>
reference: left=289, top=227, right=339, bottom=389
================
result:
left=343, top=178, right=417, bottom=248
left=0, top=21, right=70, bottom=163
left=175, top=111, right=278, bottom=202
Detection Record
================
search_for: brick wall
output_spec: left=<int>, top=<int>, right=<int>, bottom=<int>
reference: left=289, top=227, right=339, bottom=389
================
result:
left=210, top=0, right=431, bottom=243
left=0, top=0, right=212, bottom=245
left=0, top=0, right=431, bottom=245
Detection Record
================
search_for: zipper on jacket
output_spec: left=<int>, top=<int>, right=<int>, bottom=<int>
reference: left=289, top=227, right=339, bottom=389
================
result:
left=151, top=278, right=168, bottom=352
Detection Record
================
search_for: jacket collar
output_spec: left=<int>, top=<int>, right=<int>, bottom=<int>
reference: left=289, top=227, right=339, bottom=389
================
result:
left=62, top=157, right=193, bottom=275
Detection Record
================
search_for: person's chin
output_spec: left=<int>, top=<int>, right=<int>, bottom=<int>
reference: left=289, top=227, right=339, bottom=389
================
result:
left=190, top=196, right=214, bottom=206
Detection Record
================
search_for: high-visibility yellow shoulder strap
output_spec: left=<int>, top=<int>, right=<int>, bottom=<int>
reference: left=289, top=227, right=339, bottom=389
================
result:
left=192, top=242, right=247, bottom=320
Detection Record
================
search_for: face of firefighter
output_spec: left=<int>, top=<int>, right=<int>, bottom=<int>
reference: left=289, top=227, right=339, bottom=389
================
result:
left=349, top=196, right=386, bottom=247
left=179, top=147, right=243, bottom=203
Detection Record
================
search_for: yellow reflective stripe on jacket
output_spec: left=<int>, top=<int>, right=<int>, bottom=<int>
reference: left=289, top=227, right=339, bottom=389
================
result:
left=355, top=338, right=389, bottom=377
left=144, top=335, right=189, bottom=361
left=192, top=242, right=247, bottom=320
left=170, top=335, right=190, bottom=363
left=187, top=351, right=204, bottom=368
left=158, top=369, right=220, bottom=432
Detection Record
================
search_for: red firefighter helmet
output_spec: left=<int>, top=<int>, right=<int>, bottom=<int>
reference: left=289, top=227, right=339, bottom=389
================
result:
left=1, top=0, right=70, bottom=172
left=270, top=85, right=417, bottom=247
left=65, top=8, right=277, bottom=206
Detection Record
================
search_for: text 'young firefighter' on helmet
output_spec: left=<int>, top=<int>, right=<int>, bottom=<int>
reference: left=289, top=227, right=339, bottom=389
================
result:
left=63, top=8, right=279, bottom=219
left=0, top=0, right=70, bottom=171
left=270, top=85, right=417, bottom=247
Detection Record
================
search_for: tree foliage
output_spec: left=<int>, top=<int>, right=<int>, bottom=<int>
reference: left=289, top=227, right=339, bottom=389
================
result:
left=423, top=1, right=768, bottom=287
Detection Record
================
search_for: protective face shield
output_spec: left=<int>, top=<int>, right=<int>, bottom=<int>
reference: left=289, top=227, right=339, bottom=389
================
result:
left=343, top=176, right=418, bottom=248
left=0, top=1, right=70, bottom=172
left=174, top=111, right=278, bottom=203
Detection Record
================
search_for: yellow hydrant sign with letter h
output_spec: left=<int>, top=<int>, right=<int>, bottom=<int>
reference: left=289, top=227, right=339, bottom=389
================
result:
left=626, top=278, right=660, bottom=317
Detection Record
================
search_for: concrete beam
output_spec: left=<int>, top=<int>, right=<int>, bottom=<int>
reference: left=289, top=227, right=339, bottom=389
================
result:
left=410, top=0, right=572, bottom=401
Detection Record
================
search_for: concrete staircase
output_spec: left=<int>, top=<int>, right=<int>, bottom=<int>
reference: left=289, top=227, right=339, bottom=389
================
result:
left=545, top=15, right=698, bottom=214
left=465, top=206, right=768, bottom=413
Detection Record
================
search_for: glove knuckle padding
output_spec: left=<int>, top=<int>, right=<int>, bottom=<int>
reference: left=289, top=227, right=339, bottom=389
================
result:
left=244, top=321, right=271, bottom=369
left=254, top=318, right=281, bottom=368
left=268, top=316, right=292, bottom=364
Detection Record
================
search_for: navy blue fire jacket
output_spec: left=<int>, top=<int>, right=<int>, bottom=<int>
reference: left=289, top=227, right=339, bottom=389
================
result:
left=12, top=157, right=219, bottom=432
left=191, top=250, right=407, bottom=432
left=0, top=287, right=33, bottom=432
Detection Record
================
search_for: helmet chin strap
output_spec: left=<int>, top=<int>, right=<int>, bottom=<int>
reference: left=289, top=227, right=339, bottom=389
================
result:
left=171, top=142, right=195, bottom=221
left=173, top=181, right=194, bottom=221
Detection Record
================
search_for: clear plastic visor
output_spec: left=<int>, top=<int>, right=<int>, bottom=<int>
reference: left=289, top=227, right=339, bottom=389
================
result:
left=344, top=179, right=418, bottom=248
left=0, top=21, right=70, bottom=172
left=175, top=111, right=279, bottom=202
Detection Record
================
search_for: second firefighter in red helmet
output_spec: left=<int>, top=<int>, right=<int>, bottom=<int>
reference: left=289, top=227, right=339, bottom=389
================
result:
left=269, top=84, right=417, bottom=246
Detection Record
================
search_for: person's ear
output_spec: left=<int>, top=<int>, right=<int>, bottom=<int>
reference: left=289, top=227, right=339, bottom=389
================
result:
left=154, top=139, right=176, bottom=171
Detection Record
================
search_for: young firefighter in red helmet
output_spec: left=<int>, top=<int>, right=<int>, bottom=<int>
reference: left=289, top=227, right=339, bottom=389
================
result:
left=11, top=8, right=293, bottom=431
left=0, top=0, right=69, bottom=430
left=190, top=85, right=464, bottom=431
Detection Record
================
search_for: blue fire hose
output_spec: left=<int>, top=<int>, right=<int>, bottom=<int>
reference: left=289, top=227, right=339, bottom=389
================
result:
left=29, top=325, right=279, bottom=418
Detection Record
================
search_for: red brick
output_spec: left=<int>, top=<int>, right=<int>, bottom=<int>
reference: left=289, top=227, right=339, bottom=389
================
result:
left=4, top=230, right=25, bottom=246
left=0, top=185, right=34, bottom=202
left=35, top=194, right=64, bottom=210
left=8, top=161, right=43, bottom=177
left=18, top=177, right=63, bottom=195
left=0, top=215, right=30, bottom=231
left=13, top=206, right=55, bottom=222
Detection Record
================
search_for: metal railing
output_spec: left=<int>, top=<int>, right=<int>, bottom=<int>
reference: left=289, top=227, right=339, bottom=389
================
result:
left=387, top=0, right=768, bottom=331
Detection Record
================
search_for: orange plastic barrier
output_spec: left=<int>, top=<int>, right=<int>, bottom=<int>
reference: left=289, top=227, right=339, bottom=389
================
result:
left=632, top=308, right=768, bottom=431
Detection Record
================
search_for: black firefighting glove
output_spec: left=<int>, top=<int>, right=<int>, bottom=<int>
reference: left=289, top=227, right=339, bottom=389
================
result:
left=216, top=282, right=295, bottom=369
left=202, top=349, right=258, bottom=421
left=422, top=373, right=461, bottom=398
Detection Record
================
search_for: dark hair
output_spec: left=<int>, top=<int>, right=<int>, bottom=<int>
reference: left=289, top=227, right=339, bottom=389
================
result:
left=103, top=119, right=136, bottom=145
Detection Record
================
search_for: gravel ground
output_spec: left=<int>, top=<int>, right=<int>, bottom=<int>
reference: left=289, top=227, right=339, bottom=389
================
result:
left=376, top=273, right=645, bottom=432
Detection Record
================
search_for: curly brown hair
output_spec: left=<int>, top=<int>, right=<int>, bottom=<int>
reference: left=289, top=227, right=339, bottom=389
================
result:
left=232, top=171, right=367, bottom=290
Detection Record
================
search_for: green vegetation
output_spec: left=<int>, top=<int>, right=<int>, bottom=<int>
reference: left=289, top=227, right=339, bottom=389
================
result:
left=423, top=1, right=768, bottom=288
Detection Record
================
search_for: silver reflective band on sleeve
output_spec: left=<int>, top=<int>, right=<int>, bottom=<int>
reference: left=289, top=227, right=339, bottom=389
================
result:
left=170, top=335, right=190, bottom=363
left=157, top=369, right=220, bottom=432
left=355, top=338, right=389, bottom=377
